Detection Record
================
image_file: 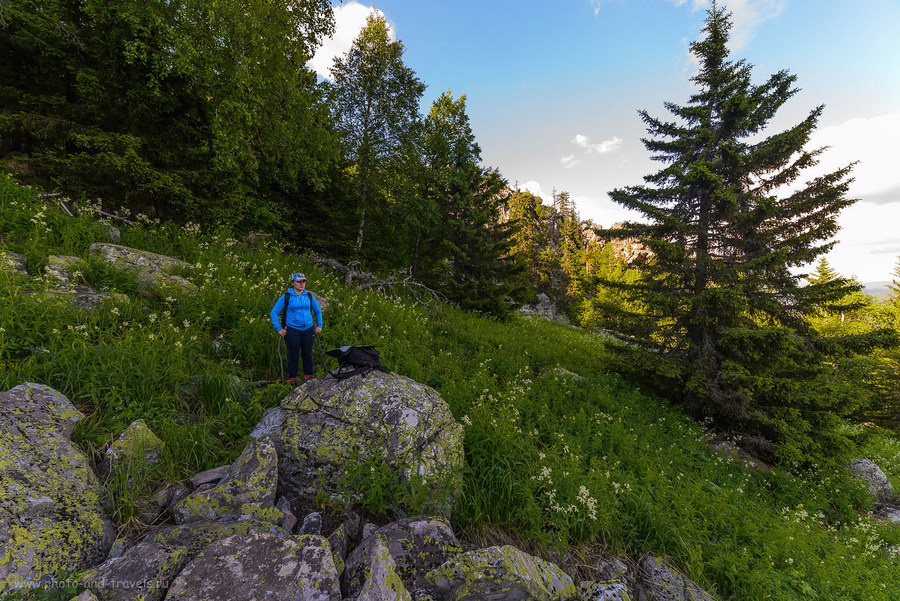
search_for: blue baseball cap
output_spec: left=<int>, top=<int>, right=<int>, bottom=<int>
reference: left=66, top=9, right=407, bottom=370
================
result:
left=291, top=272, right=308, bottom=282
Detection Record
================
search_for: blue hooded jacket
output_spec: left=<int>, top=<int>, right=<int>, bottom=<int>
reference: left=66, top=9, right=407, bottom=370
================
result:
left=270, top=288, right=323, bottom=331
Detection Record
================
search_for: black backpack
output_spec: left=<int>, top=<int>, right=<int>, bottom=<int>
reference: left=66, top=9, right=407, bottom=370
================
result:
left=326, top=345, right=390, bottom=380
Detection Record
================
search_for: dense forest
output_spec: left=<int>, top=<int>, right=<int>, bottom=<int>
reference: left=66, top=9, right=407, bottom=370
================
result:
left=2, top=0, right=899, bottom=466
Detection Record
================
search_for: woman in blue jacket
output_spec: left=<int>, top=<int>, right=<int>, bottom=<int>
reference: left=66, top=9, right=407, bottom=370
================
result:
left=270, top=272, right=323, bottom=384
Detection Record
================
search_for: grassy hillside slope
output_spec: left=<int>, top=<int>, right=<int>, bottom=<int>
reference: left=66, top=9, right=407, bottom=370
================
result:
left=2, top=173, right=899, bottom=600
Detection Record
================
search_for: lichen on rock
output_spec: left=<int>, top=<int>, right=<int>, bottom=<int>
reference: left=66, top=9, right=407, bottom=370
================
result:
left=345, top=517, right=463, bottom=598
left=424, top=545, right=577, bottom=601
left=171, top=438, right=279, bottom=525
left=99, top=419, right=164, bottom=480
left=356, top=537, right=413, bottom=601
left=0, top=383, right=115, bottom=594
left=265, top=371, right=464, bottom=511
left=162, top=532, right=341, bottom=601
left=89, top=243, right=196, bottom=297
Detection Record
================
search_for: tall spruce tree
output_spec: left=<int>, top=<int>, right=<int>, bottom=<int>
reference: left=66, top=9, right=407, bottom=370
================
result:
left=608, top=2, right=884, bottom=462
left=417, top=91, right=527, bottom=316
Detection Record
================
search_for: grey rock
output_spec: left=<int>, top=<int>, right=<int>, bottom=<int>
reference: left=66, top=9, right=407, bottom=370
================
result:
left=356, top=538, right=412, bottom=601
left=519, top=293, right=570, bottom=325
left=300, top=511, right=323, bottom=535
left=424, top=545, right=576, bottom=601
left=189, top=465, right=231, bottom=488
left=0, top=383, right=115, bottom=594
left=70, top=590, right=100, bottom=601
left=42, top=255, right=130, bottom=310
left=540, top=367, right=584, bottom=382
left=346, top=517, right=462, bottom=598
left=249, top=406, right=283, bottom=440
left=276, top=496, right=297, bottom=534
left=344, top=510, right=361, bottom=539
left=82, top=541, right=188, bottom=601
left=848, top=458, right=895, bottom=503
left=596, top=557, right=631, bottom=582
left=148, top=518, right=290, bottom=560
left=637, top=556, right=717, bottom=601
left=879, top=505, right=900, bottom=523
left=90, top=243, right=196, bottom=297
left=163, top=532, right=341, bottom=601
left=106, top=537, right=133, bottom=561
left=172, top=438, right=279, bottom=525
left=99, top=419, right=164, bottom=479
left=44, top=254, right=84, bottom=284
left=265, top=371, right=464, bottom=512
left=579, top=580, right=633, bottom=601
left=0, top=250, right=27, bottom=275
left=152, top=484, right=191, bottom=514
left=103, top=223, right=121, bottom=243
left=362, top=522, right=379, bottom=540
left=327, top=524, right=347, bottom=577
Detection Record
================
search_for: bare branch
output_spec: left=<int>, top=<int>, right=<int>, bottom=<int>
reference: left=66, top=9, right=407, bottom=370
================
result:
left=312, top=256, right=447, bottom=307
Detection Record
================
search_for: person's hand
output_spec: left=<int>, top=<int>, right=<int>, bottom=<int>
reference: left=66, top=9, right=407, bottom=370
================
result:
left=279, top=329, right=287, bottom=337
left=314, top=327, right=322, bottom=335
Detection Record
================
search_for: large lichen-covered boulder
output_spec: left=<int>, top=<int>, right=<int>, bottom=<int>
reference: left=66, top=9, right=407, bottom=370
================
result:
left=99, top=419, right=164, bottom=479
left=172, top=438, right=279, bottom=525
left=636, top=556, right=717, bottom=601
left=81, top=542, right=188, bottom=601
left=163, top=532, right=341, bottom=601
left=848, top=458, right=895, bottom=503
left=90, top=243, right=196, bottom=297
left=424, top=545, right=577, bottom=601
left=345, top=517, right=463, bottom=598
left=356, top=538, right=413, bottom=601
left=259, top=371, right=464, bottom=508
left=0, top=383, right=115, bottom=594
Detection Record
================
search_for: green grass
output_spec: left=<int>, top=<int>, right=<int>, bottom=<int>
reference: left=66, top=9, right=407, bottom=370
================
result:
left=2, top=172, right=900, bottom=600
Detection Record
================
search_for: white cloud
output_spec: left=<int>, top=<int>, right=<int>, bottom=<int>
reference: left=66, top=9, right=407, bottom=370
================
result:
left=561, top=154, right=582, bottom=169
left=522, top=181, right=549, bottom=202
left=801, top=112, right=900, bottom=282
left=672, top=0, right=787, bottom=51
left=807, top=113, right=900, bottom=202
left=307, top=2, right=395, bottom=80
left=573, top=134, right=623, bottom=154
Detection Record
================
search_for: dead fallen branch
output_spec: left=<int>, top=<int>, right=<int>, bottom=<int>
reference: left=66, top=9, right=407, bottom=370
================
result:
left=313, top=257, right=447, bottom=307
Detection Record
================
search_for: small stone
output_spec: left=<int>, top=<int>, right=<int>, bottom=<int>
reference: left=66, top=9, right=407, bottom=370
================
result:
left=361, top=522, right=379, bottom=540
left=300, top=511, right=323, bottom=535
left=103, top=223, right=121, bottom=243
left=343, top=510, right=361, bottom=539
left=277, top=496, right=297, bottom=533
left=189, top=465, right=231, bottom=488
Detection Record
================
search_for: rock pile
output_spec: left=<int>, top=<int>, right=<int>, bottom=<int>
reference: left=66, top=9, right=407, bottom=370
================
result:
left=0, top=377, right=723, bottom=601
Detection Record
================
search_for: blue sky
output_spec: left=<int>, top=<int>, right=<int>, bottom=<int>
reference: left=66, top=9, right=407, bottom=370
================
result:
left=311, top=0, right=900, bottom=283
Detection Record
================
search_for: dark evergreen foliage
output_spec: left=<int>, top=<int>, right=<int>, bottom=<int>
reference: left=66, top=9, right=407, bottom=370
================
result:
left=605, top=2, right=895, bottom=463
left=417, top=92, right=528, bottom=317
left=0, top=0, right=338, bottom=225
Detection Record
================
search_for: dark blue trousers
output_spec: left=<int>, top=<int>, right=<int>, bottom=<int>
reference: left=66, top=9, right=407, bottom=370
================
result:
left=285, top=326, right=315, bottom=378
